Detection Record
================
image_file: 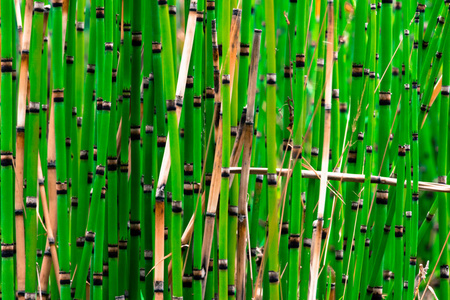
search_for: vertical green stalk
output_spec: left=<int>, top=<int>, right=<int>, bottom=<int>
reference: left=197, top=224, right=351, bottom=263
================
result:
left=75, top=0, right=96, bottom=288
left=71, top=0, right=87, bottom=276
left=25, top=2, right=44, bottom=297
left=1, top=0, right=15, bottom=295
left=141, top=0, right=154, bottom=297
left=192, top=0, right=204, bottom=298
left=159, top=0, right=183, bottom=298
left=408, top=10, right=420, bottom=300
left=264, top=0, right=279, bottom=298
left=118, top=0, right=131, bottom=295
left=129, top=0, right=142, bottom=297
left=289, top=0, right=306, bottom=297
left=51, top=0, right=71, bottom=297
left=64, top=0, right=76, bottom=203
left=437, top=28, right=450, bottom=300
left=368, top=0, right=391, bottom=295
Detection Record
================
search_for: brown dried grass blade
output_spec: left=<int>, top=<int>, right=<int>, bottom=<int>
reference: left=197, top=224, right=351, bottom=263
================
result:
left=235, top=29, right=262, bottom=300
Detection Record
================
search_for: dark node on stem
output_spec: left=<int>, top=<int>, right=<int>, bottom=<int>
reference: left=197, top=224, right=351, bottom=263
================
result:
left=53, top=89, right=64, bottom=103
left=267, top=73, right=276, bottom=85
left=268, top=271, right=279, bottom=283
left=102, top=101, right=111, bottom=111
left=384, top=225, right=391, bottom=233
left=0, top=152, right=14, bottom=167
left=151, top=42, right=162, bottom=54
left=379, top=92, right=391, bottom=106
left=410, top=256, right=417, bottom=266
left=348, top=150, right=357, bottom=163
left=33, top=1, right=45, bottom=12
left=218, top=259, right=228, bottom=270
left=154, top=281, right=164, bottom=293
left=118, top=240, right=127, bottom=250
left=372, top=286, right=383, bottom=300
left=1, top=58, right=13, bottom=73
left=441, top=265, right=450, bottom=279
left=105, top=42, right=113, bottom=51
left=96, top=165, right=106, bottom=176
left=394, top=225, right=404, bottom=237
left=352, top=63, right=363, bottom=77
left=130, top=126, right=140, bottom=140
left=365, top=238, right=370, bottom=247
left=335, top=249, right=343, bottom=261
left=66, top=55, right=74, bottom=64
left=15, top=209, right=24, bottom=216
left=60, top=271, right=71, bottom=285
left=267, top=173, right=277, bottom=186
left=383, top=270, right=391, bottom=281
left=76, top=237, right=85, bottom=247
left=93, top=273, right=103, bottom=286
left=144, top=250, right=153, bottom=261
left=360, top=225, right=367, bottom=234
left=193, top=268, right=204, bottom=281
left=221, top=167, right=230, bottom=178
left=172, top=200, right=182, bottom=213
left=184, top=163, right=193, bottom=176
left=303, top=238, right=312, bottom=248
left=357, top=132, right=364, bottom=141
left=376, top=190, right=388, bottom=205
left=296, top=54, right=306, bottom=68
left=103, top=264, right=109, bottom=277
left=157, top=136, right=167, bottom=147
left=206, top=0, right=215, bottom=10
left=143, top=184, right=152, bottom=194
left=288, top=234, right=300, bottom=249
left=281, top=222, right=289, bottom=235
left=398, top=145, right=406, bottom=156
left=85, top=231, right=95, bottom=242
left=417, top=3, right=425, bottom=12
left=228, top=285, right=236, bottom=296
left=441, top=85, right=450, bottom=96
left=166, top=100, right=176, bottom=112
left=71, top=197, right=78, bottom=207
left=56, top=181, right=68, bottom=195
left=130, top=221, right=141, bottom=236
left=194, top=96, right=202, bottom=107
left=342, top=275, right=348, bottom=284
left=184, top=182, right=193, bottom=195
left=222, top=74, right=230, bottom=85
left=438, top=176, right=447, bottom=184
left=96, top=7, right=105, bottom=18
left=167, top=5, right=176, bottom=16
left=228, top=206, right=238, bottom=217
left=197, top=11, right=204, bottom=22
left=88, top=172, right=94, bottom=183
left=392, top=67, right=399, bottom=76
left=1, top=243, right=14, bottom=258
left=339, top=102, right=348, bottom=113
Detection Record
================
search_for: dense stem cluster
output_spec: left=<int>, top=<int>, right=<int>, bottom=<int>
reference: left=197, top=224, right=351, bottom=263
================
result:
left=1, top=0, right=450, bottom=299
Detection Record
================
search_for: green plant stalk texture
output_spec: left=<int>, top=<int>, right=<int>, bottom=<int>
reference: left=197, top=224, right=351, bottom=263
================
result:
left=1, top=0, right=15, bottom=296
left=25, top=1, right=44, bottom=297
left=51, top=0, right=71, bottom=297
left=264, top=0, right=280, bottom=299
left=158, top=0, right=183, bottom=298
